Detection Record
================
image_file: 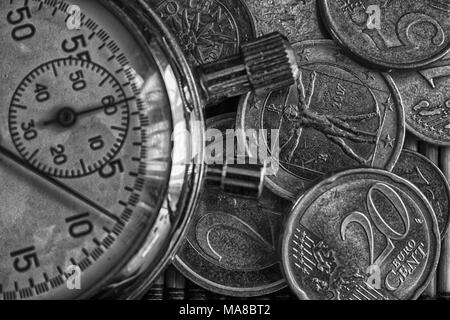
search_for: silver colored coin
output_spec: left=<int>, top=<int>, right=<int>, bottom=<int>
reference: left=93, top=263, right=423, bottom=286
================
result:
left=319, top=0, right=450, bottom=70
left=244, top=0, right=328, bottom=42
left=174, top=113, right=289, bottom=297
left=282, top=169, right=441, bottom=300
left=237, top=40, right=405, bottom=200
left=393, top=149, right=450, bottom=238
left=148, top=0, right=256, bottom=66
left=390, top=53, right=450, bottom=145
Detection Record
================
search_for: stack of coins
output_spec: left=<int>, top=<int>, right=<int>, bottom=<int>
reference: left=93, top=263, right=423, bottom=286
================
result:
left=145, top=0, right=450, bottom=300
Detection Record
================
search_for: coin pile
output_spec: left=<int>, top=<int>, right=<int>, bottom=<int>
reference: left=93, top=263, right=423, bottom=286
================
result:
left=150, top=0, right=450, bottom=300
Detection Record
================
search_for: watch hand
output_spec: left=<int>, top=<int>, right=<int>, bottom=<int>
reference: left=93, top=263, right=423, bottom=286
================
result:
left=41, top=96, right=135, bottom=127
left=0, top=144, right=121, bottom=224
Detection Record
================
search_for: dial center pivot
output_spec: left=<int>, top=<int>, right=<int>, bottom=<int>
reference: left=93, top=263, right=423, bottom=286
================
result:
left=9, top=58, right=131, bottom=178
left=55, top=107, right=77, bottom=127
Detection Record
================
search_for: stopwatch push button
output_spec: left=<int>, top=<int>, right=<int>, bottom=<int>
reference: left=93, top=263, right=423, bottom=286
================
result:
left=205, top=161, right=265, bottom=199
left=197, top=32, right=299, bottom=105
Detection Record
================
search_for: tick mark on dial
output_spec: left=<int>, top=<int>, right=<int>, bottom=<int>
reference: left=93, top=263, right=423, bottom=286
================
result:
left=9, top=58, right=132, bottom=178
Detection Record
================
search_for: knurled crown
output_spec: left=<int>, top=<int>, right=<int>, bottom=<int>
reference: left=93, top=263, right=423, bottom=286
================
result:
left=241, top=32, right=298, bottom=95
left=197, top=32, right=298, bottom=105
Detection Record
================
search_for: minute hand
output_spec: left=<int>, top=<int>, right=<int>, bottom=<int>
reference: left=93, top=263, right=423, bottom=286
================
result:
left=0, top=144, right=121, bottom=223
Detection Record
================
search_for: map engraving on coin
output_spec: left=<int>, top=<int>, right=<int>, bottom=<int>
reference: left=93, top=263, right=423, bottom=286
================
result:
left=149, top=0, right=256, bottom=66
left=319, top=0, right=450, bottom=70
left=174, top=114, right=289, bottom=297
left=390, top=53, right=450, bottom=145
left=393, top=149, right=450, bottom=238
left=238, top=40, right=405, bottom=200
left=282, top=169, right=441, bottom=300
left=244, top=0, right=328, bottom=42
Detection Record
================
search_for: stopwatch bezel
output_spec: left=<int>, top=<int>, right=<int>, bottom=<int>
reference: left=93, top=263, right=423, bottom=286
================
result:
left=87, top=0, right=207, bottom=299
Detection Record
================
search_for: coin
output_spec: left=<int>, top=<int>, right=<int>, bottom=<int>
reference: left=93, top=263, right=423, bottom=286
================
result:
left=244, top=0, right=328, bottom=42
left=319, top=0, right=450, bottom=70
left=148, top=0, right=256, bottom=66
left=282, top=169, right=441, bottom=300
left=237, top=40, right=405, bottom=200
left=390, top=53, right=450, bottom=145
left=174, top=113, right=289, bottom=297
left=393, top=149, right=450, bottom=238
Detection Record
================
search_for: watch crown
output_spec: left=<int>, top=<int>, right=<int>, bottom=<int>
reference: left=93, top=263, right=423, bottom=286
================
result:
left=241, top=32, right=299, bottom=95
left=205, top=161, right=265, bottom=199
left=197, top=32, right=298, bottom=105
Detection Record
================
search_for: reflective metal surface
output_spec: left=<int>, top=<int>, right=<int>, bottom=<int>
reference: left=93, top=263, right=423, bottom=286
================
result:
left=238, top=40, right=405, bottom=200
left=147, top=0, right=256, bottom=66
left=319, top=0, right=450, bottom=70
left=174, top=113, right=289, bottom=297
left=393, top=149, right=450, bottom=238
left=282, top=169, right=440, bottom=300
left=390, top=53, right=450, bottom=146
left=245, top=0, right=328, bottom=42
left=0, top=0, right=189, bottom=299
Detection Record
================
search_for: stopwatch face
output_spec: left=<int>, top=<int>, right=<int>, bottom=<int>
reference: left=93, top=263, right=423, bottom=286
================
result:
left=0, top=0, right=175, bottom=299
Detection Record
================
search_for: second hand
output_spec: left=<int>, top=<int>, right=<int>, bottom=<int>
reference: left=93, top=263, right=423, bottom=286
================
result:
left=0, top=144, right=122, bottom=224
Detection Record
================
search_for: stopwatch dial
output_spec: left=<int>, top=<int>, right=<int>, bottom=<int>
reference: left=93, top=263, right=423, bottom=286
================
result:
left=9, top=58, right=130, bottom=178
left=0, top=0, right=174, bottom=299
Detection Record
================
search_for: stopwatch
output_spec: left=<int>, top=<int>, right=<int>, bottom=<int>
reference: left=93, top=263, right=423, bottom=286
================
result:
left=0, top=0, right=297, bottom=299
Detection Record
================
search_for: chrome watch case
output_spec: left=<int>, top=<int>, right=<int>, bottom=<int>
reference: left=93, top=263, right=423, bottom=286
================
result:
left=90, top=0, right=205, bottom=299
left=90, top=0, right=296, bottom=299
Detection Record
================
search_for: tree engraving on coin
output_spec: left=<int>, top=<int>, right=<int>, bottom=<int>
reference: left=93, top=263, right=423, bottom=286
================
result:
left=237, top=40, right=404, bottom=200
left=174, top=114, right=288, bottom=297
left=244, top=0, right=328, bottom=42
left=319, top=0, right=450, bottom=70
left=149, top=0, right=255, bottom=66
left=393, top=150, right=450, bottom=238
left=390, top=53, right=450, bottom=145
left=282, top=169, right=440, bottom=300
